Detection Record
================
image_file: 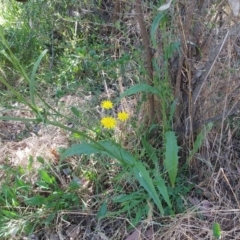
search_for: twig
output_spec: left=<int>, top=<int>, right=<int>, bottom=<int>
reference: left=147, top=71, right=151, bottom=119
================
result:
left=193, top=30, right=229, bottom=105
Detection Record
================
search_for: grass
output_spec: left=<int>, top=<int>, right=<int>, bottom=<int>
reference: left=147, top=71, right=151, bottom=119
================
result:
left=0, top=0, right=240, bottom=239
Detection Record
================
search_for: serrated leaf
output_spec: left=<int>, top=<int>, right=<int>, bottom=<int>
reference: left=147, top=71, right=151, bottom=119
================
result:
left=164, top=131, right=179, bottom=187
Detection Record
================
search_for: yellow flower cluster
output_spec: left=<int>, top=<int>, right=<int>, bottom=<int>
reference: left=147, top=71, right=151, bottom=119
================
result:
left=100, top=100, right=129, bottom=129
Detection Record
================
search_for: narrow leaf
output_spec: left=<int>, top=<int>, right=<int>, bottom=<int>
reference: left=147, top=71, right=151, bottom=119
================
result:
left=164, top=131, right=179, bottom=187
left=133, top=162, right=164, bottom=215
left=154, top=174, right=172, bottom=209
left=151, top=13, right=165, bottom=48
left=118, top=84, right=160, bottom=101
left=99, top=141, right=135, bottom=165
left=187, top=122, right=213, bottom=164
left=169, top=99, right=177, bottom=125
left=60, top=141, right=136, bottom=166
left=30, top=49, right=48, bottom=107
left=60, top=142, right=100, bottom=162
left=38, top=169, right=54, bottom=184
left=142, top=138, right=159, bottom=172
left=71, top=107, right=82, bottom=117
left=97, top=201, right=107, bottom=220
left=24, top=195, right=46, bottom=206
left=112, top=193, right=142, bottom=203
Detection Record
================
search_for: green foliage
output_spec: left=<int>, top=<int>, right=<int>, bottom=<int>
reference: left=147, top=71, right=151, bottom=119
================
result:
left=61, top=140, right=166, bottom=215
left=151, top=12, right=166, bottom=48
left=187, top=122, right=213, bottom=164
left=0, top=163, right=80, bottom=237
left=164, top=131, right=180, bottom=187
left=97, top=201, right=108, bottom=220
left=212, top=222, right=221, bottom=239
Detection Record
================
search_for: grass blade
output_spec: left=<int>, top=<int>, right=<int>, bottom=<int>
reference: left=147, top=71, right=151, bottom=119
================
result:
left=30, top=49, right=48, bottom=107
left=187, top=122, right=213, bottom=164
left=150, top=12, right=165, bottom=48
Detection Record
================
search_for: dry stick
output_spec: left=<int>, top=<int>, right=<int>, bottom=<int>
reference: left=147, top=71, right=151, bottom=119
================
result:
left=216, top=35, right=232, bottom=166
left=214, top=168, right=240, bottom=209
left=174, top=3, right=185, bottom=130
left=193, top=30, right=229, bottom=105
left=175, top=1, right=195, bottom=143
left=111, top=0, right=121, bottom=24
left=135, top=0, right=155, bottom=122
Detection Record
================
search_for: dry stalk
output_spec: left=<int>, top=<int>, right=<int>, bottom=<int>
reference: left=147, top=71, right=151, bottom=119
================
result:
left=135, top=0, right=155, bottom=122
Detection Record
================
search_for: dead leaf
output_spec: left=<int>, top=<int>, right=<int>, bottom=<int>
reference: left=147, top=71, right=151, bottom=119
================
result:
left=145, top=227, right=154, bottom=240
left=125, top=226, right=141, bottom=240
left=158, top=0, right=173, bottom=11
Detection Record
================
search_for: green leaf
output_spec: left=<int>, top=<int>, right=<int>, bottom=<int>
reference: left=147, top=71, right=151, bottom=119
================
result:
left=97, top=201, right=107, bottom=220
left=164, top=131, right=179, bottom=187
left=30, top=49, right=48, bottom=108
left=187, top=122, right=213, bottom=164
left=60, top=142, right=100, bottom=163
left=2, top=210, right=18, bottom=218
left=45, top=213, right=56, bottom=226
left=151, top=12, right=165, bottom=48
left=99, top=141, right=135, bottom=165
left=15, top=178, right=30, bottom=192
left=164, top=41, right=180, bottom=60
left=60, top=141, right=136, bottom=166
left=154, top=174, right=173, bottom=211
left=169, top=99, right=177, bottom=125
left=133, top=162, right=164, bottom=215
left=38, top=169, right=55, bottom=184
left=24, top=195, right=46, bottom=206
left=118, top=84, right=160, bottom=101
left=142, top=138, right=159, bottom=171
left=71, top=107, right=82, bottom=118
left=212, top=222, right=221, bottom=238
left=37, top=156, right=45, bottom=164
left=112, top=193, right=142, bottom=203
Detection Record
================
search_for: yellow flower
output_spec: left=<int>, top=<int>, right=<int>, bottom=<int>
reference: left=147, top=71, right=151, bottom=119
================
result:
left=101, top=117, right=116, bottom=129
left=117, top=111, right=129, bottom=121
left=101, top=100, right=113, bottom=109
